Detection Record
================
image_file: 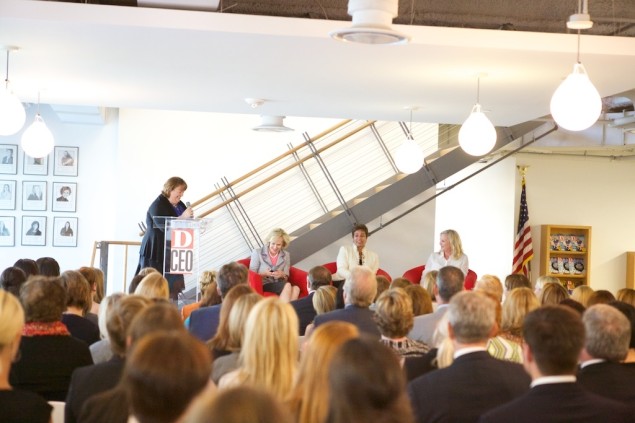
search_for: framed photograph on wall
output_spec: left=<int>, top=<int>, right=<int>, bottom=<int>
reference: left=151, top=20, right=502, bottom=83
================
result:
left=23, top=153, right=49, bottom=176
left=52, top=182, right=77, bottom=212
left=53, top=217, right=77, bottom=247
left=22, top=216, right=46, bottom=246
left=0, top=144, right=18, bottom=175
left=22, top=181, right=47, bottom=211
left=0, top=180, right=17, bottom=210
left=0, top=216, right=15, bottom=247
left=54, top=146, right=78, bottom=176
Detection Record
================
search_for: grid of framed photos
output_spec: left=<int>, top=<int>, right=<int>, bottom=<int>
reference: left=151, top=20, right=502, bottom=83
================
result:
left=0, top=143, right=79, bottom=247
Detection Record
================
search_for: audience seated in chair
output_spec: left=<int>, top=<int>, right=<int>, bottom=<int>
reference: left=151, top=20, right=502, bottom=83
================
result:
left=289, top=265, right=332, bottom=335
left=60, top=270, right=100, bottom=346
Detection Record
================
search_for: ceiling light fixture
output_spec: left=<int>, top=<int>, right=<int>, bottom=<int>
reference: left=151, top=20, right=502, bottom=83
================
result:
left=330, top=0, right=410, bottom=45
left=252, top=115, right=293, bottom=132
left=21, top=92, right=54, bottom=158
left=245, top=98, right=265, bottom=109
left=458, top=75, right=497, bottom=156
left=395, top=107, right=423, bottom=174
left=567, top=0, right=593, bottom=30
left=550, top=5, right=601, bottom=131
left=0, top=46, right=26, bottom=136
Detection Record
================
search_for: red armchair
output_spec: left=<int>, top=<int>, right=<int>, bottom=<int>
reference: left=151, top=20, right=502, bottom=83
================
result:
left=236, top=258, right=308, bottom=298
left=402, top=265, right=477, bottom=290
left=321, top=261, right=392, bottom=282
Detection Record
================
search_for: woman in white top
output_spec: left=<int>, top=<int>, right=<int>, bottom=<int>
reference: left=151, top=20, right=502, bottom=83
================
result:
left=335, top=224, right=379, bottom=281
left=423, top=229, right=468, bottom=279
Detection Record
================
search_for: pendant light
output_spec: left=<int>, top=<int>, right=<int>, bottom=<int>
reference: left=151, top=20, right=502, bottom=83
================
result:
left=395, top=107, right=423, bottom=174
left=458, top=75, right=497, bottom=156
left=21, top=92, right=54, bottom=158
left=0, top=47, right=26, bottom=136
left=549, top=29, right=601, bottom=131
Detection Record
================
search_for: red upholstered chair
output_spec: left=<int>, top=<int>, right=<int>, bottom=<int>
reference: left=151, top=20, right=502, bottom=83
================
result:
left=464, top=269, right=477, bottom=291
left=236, top=257, right=308, bottom=298
left=321, top=261, right=392, bottom=282
left=402, top=265, right=426, bottom=284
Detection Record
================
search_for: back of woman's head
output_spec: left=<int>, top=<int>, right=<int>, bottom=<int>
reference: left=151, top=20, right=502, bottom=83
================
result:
left=474, top=275, right=503, bottom=303
left=14, top=258, right=39, bottom=279
left=501, top=287, right=539, bottom=334
left=135, top=273, right=169, bottom=300
left=326, top=337, right=414, bottom=423
left=587, top=289, right=616, bottom=307
left=79, top=266, right=105, bottom=304
left=61, top=270, right=93, bottom=314
left=0, top=290, right=24, bottom=348
left=224, top=293, right=261, bottom=352
left=289, top=321, right=359, bottom=423
left=128, top=302, right=184, bottom=346
left=570, top=285, right=594, bottom=307
left=36, top=257, right=60, bottom=277
left=504, top=273, right=531, bottom=292
left=186, top=386, right=292, bottom=423
left=0, top=266, right=27, bottom=298
left=374, top=288, right=414, bottom=338
left=617, top=288, right=635, bottom=307
left=422, top=270, right=438, bottom=301
left=124, top=331, right=211, bottom=423
left=539, top=282, right=569, bottom=306
left=404, top=284, right=433, bottom=316
left=20, top=276, right=66, bottom=323
left=106, top=295, right=152, bottom=356
left=312, top=285, right=337, bottom=315
left=98, top=293, right=125, bottom=339
left=240, top=297, right=299, bottom=399
left=208, top=284, right=254, bottom=352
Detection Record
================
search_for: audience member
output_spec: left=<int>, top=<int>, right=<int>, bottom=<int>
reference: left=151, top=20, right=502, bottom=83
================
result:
left=185, top=386, right=292, bottom=423
left=482, top=291, right=523, bottom=363
left=78, top=266, right=105, bottom=318
left=334, top=224, right=379, bottom=281
left=211, top=292, right=262, bottom=384
left=326, top=337, right=415, bottom=423
left=314, top=265, right=380, bottom=338
left=587, top=289, right=616, bottom=307
left=375, top=274, right=391, bottom=301
left=304, top=285, right=338, bottom=337
left=60, top=270, right=101, bottom=345
left=498, top=287, right=539, bottom=346
left=207, top=284, right=256, bottom=359
left=389, top=277, right=412, bottom=290
left=65, top=295, right=151, bottom=423
left=538, top=282, right=569, bottom=306
left=577, top=304, right=635, bottom=403
left=127, top=267, right=158, bottom=294
left=503, top=273, right=531, bottom=300
left=181, top=270, right=217, bottom=321
left=375, top=288, right=430, bottom=358
left=36, top=256, right=61, bottom=277
left=219, top=297, right=298, bottom=400
left=189, top=262, right=249, bottom=341
left=404, top=284, right=433, bottom=316
left=0, top=290, right=52, bottom=423
left=408, top=291, right=530, bottom=423
left=559, top=298, right=586, bottom=315
left=290, top=265, right=332, bottom=335
left=134, top=272, right=170, bottom=300
left=286, top=321, right=359, bottom=423
left=0, top=266, right=27, bottom=297
left=123, top=331, right=213, bottom=423
left=9, top=276, right=93, bottom=401
left=608, top=301, right=635, bottom=362
left=421, top=269, right=438, bottom=302
left=533, top=275, right=558, bottom=297
left=13, top=258, right=39, bottom=279
left=474, top=274, right=503, bottom=303
left=479, top=305, right=631, bottom=423
left=616, top=288, right=635, bottom=307
left=408, top=266, right=464, bottom=345
left=570, top=285, right=594, bottom=307
left=90, top=293, right=125, bottom=364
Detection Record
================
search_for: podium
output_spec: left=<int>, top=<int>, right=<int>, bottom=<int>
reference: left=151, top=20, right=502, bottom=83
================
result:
left=151, top=216, right=212, bottom=300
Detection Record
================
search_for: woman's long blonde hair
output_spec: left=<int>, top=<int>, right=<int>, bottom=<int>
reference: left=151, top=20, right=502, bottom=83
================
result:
left=0, top=291, right=24, bottom=374
left=238, top=297, right=299, bottom=399
left=286, top=321, right=359, bottom=423
left=441, top=229, right=464, bottom=260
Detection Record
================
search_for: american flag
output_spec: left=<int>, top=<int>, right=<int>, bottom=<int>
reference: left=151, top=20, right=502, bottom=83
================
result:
left=512, top=175, right=533, bottom=276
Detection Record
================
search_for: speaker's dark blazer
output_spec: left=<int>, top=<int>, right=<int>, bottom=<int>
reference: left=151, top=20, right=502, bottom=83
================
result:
left=407, top=351, right=531, bottom=423
left=290, top=291, right=316, bottom=335
left=577, top=361, right=635, bottom=403
left=137, top=193, right=184, bottom=272
left=65, top=355, right=125, bottom=423
left=314, top=304, right=381, bottom=338
left=478, top=382, right=633, bottom=423
left=189, top=303, right=222, bottom=342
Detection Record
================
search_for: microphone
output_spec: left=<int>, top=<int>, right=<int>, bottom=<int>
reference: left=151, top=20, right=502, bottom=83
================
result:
left=185, top=201, right=191, bottom=208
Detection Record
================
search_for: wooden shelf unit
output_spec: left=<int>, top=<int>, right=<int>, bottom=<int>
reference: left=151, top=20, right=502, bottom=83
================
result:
left=540, top=225, right=591, bottom=288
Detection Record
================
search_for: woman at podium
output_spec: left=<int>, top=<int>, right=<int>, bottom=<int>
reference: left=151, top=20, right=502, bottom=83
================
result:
left=136, top=176, right=193, bottom=300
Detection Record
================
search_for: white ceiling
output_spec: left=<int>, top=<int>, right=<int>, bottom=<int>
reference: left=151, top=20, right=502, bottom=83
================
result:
left=1, top=0, right=635, bottom=127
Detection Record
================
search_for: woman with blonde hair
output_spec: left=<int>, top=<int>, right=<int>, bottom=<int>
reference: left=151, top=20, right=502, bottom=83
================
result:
left=207, top=284, right=256, bottom=359
left=538, top=282, right=569, bottom=306
left=423, top=229, right=468, bottom=278
left=134, top=272, right=169, bottom=300
left=533, top=275, right=559, bottom=297
left=250, top=228, right=299, bottom=300
left=219, top=297, right=299, bottom=400
left=182, top=270, right=218, bottom=321
left=474, top=274, right=503, bottom=303
left=404, top=284, right=433, bottom=316
left=0, top=290, right=53, bottom=422
left=304, top=285, right=337, bottom=337
left=499, top=287, right=539, bottom=345
left=287, top=321, right=359, bottom=423
left=617, top=288, right=635, bottom=307
left=571, top=284, right=595, bottom=307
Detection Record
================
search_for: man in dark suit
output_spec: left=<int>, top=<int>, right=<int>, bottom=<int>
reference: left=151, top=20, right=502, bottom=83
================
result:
left=408, top=266, right=464, bottom=346
left=480, top=306, right=632, bottom=423
left=314, top=265, right=380, bottom=338
left=189, top=262, right=248, bottom=341
left=577, top=303, right=635, bottom=403
left=290, top=265, right=332, bottom=335
left=408, top=291, right=530, bottom=423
